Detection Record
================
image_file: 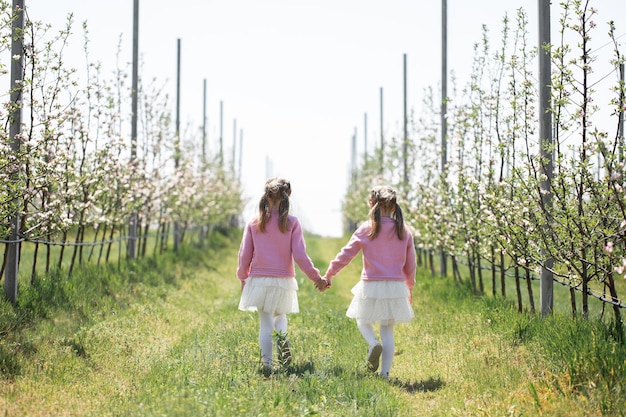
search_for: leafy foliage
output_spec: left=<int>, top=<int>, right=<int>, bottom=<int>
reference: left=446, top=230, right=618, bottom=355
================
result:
left=345, top=0, right=626, bottom=322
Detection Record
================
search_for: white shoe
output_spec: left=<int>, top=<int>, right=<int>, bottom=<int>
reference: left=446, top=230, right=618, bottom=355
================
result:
left=366, top=343, right=382, bottom=372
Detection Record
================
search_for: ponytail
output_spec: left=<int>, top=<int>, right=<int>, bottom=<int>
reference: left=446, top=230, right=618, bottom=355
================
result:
left=257, top=177, right=291, bottom=233
left=368, top=202, right=382, bottom=239
left=368, top=185, right=405, bottom=240
left=393, top=203, right=405, bottom=240
left=277, top=189, right=290, bottom=233
left=258, top=195, right=271, bottom=232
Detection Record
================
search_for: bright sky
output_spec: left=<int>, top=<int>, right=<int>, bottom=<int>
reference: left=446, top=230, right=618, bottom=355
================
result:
left=26, top=0, right=626, bottom=237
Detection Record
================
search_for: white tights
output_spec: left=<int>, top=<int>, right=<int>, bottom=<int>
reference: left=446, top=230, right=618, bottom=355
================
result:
left=357, top=319, right=395, bottom=377
left=258, top=311, right=288, bottom=367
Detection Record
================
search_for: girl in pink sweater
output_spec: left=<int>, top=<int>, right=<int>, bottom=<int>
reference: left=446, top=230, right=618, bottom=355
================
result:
left=324, top=185, right=416, bottom=379
left=238, top=178, right=327, bottom=369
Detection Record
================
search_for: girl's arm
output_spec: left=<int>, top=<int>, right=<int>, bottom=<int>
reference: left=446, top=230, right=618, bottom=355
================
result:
left=403, top=232, right=417, bottom=293
left=291, top=218, right=323, bottom=283
left=236, top=223, right=254, bottom=283
left=325, top=232, right=362, bottom=281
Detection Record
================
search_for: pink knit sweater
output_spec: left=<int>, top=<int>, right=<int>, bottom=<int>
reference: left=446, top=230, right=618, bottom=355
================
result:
left=325, top=217, right=416, bottom=292
left=236, top=211, right=322, bottom=283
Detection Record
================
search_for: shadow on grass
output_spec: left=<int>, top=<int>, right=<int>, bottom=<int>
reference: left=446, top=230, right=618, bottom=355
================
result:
left=256, top=359, right=445, bottom=395
left=259, top=360, right=445, bottom=394
left=258, top=359, right=318, bottom=378
left=285, top=360, right=317, bottom=376
left=389, top=376, right=445, bottom=393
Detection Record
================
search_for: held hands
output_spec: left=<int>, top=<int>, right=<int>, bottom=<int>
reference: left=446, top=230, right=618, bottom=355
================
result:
left=314, top=277, right=331, bottom=292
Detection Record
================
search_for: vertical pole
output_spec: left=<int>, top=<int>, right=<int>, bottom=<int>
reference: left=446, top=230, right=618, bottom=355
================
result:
left=176, top=39, right=181, bottom=163
left=202, top=78, right=207, bottom=164
left=348, top=128, right=358, bottom=233
left=351, top=127, right=357, bottom=184
left=380, top=87, right=384, bottom=175
left=403, top=53, right=408, bottom=188
left=5, top=0, right=25, bottom=303
left=441, top=0, right=448, bottom=173
left=440, top=0, right=448, bottom=277
left=200, top=78, right=207, bottom=244
left=127, top=0, right=139, bottom=260
left=219, top=100, right=224, bottom=168
left=538, top=0, right=554, bottom=317
left=232, top=118, right=237, bottom=174
left=363, top=112, right=368, bottom=160
left=265, top=155, right=273, bottom=179
left=238, top=128, right=243, bottom=181
left=174, top=38, right=181, bottom=253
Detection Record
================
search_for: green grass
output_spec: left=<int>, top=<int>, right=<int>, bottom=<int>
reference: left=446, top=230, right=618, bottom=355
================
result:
left=1, top=231, right=625, bottom=416
left=420, top=249, right=626, bottom=321
left=13, top=227, right=184, bottom=284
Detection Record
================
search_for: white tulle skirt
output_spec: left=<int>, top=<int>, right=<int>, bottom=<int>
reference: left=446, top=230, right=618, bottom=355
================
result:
left=346, top=280, right=414, bottom=326
left=238, top=277, right=299, bottom=314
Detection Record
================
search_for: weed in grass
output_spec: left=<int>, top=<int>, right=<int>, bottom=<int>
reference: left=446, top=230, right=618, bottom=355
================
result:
left=274, top=330, right=293, bottom=368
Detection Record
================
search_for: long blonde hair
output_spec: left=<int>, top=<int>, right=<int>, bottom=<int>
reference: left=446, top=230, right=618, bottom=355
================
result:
left=258, top=177, right=291, bottom=233
left=368, top=185, right=404, bottom=240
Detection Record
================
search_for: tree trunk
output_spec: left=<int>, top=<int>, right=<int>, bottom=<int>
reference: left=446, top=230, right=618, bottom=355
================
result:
left=476, top=250, right=484, bottom=294
left=467, top=250, right=477, bottom=294
left=141, top=221, right=150, bottom=258
left=515, top=265, right=522, bottom=312
left=87, top=225, right=100, bottom=263
left=97, top=224, right=108, bottom=266
left=105, top=225, right=116, bottom=264
left=45, top=242, right=51, bottom=273
left=491, top=245, right=496, bottom=297
left=605, top=271, right=622, bottom=325
left=57, top=230, right=67, bottom=270
left=68, top=225, right=84, bottom=277
left=452, top=255, right=462, bottom=283
left=525, top=267, right=535, bottom=314
left=30, top=241, right=39, bottom=284
left=500, top=251, right=506, bottom=297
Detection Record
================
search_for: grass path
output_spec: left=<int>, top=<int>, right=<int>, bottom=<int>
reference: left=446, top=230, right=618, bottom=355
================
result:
left=1, top=232, right=623, bottom=416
